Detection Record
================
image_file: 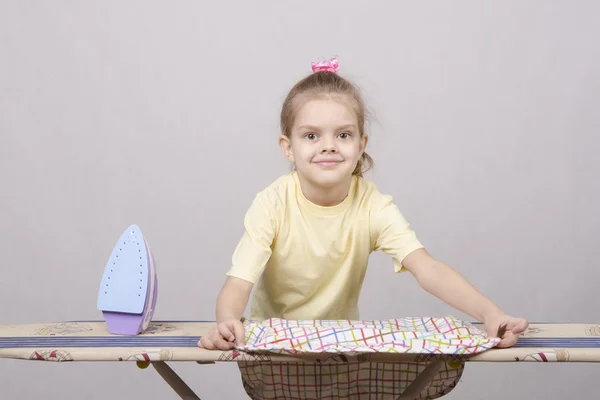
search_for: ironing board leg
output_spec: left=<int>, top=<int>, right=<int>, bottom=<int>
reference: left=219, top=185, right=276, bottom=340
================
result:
left=151, top=361, right=201, bottom=400
left=148, top=359, right=444, bottom=400
left=396, top=361, right=444, bottom=400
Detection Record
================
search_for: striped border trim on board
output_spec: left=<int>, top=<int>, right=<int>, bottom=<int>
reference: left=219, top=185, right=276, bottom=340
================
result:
left=1, top=337, right=599, bottom=349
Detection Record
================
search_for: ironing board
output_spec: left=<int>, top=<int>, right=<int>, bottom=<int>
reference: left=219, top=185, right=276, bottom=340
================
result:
left=1, top=320, right=599, bottom=399
left=3, top=226, right=596, bottom=399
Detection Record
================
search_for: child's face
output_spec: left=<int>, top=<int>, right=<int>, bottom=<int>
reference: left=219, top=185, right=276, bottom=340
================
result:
left=280, top=97, right=368, bottom=190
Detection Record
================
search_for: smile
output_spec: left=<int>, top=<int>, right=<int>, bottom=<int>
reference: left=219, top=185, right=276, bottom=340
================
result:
left=314, top=160, right=342, bottom=168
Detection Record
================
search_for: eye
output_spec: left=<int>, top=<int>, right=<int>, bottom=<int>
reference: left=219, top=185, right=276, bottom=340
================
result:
left=304, top=132, right=317, bottom=140
left=338, top=132, right=351, bottom=139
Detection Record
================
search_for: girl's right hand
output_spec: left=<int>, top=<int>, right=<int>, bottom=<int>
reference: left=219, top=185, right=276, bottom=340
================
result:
left=197, top=318, right=246, bottom=350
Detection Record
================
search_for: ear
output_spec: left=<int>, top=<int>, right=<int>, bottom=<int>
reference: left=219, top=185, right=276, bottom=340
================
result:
left=359, top=133, right=369, bottom=155
left=279, top=135, right=295, bottom=163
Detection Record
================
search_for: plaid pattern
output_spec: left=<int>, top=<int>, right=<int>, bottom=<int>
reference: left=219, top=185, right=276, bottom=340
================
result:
left=239, top=360, right=464, bottom=399
left=240, top=316, right=500, bottom=355
left=237, top=317, right=497, bottom=399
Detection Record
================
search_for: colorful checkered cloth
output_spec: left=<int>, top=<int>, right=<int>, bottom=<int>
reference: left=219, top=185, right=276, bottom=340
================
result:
left=237, top=317, right=499, bottom=400
left=239, top=316, right=500, bottom=355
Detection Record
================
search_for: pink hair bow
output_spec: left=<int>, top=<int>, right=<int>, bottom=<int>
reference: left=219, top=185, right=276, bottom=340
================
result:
left=312, top=57, right=339, bottom=73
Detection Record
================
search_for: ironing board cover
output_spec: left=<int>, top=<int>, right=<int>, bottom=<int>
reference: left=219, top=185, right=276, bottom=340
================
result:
left=237, top=316, right=499, bottom=400
left=240, top=317, right=500, bottom=354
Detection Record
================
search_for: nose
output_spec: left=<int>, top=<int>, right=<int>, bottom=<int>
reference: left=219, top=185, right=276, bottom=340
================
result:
left=320, top=136, right=337, bottom=153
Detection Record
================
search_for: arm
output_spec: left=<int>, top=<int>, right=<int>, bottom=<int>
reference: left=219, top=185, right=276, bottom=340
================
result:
left=369, top=194, right=528, bottom=347
left=402, top=248, right=504, bottom=322
left=198, top=276, right=253, bottom=350
left=199, top=191, right=276, bottom=350
left=216, top=276, right=253, bottom=324
left=402, top=248, right=528, bottom=347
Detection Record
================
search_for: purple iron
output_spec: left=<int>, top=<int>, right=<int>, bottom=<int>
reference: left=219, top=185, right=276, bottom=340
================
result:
left=97, top=225, right=158, bottom=335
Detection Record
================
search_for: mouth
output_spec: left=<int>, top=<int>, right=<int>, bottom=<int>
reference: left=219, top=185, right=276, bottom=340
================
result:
left=313, top=160, right=343, bottom=168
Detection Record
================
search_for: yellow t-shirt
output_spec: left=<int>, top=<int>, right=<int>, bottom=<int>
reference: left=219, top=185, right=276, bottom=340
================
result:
left=226, top=171, right=424, bottom=321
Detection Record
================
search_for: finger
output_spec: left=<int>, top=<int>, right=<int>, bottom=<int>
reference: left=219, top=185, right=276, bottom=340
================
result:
left=508, top=318, right=528, bottom=328
left=496, top=322, right=508, bottom=337
left=498, top=332, right=518, bottom=348
left=505, top=320, right=526, bottom=337
left=512, top=319, right=529, bottom=333
left=233, top=321, right=246, bottom=347
left=212, top=334, right=235, bottom=350
left=198, top=336, right=215, bottom=350
left=217, top=324, right=236, bottom=343
left=203, top=332, right=234, bottom=351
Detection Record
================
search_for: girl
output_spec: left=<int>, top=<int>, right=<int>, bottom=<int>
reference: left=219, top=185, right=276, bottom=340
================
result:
left=199, top=58, right=528, bottom=353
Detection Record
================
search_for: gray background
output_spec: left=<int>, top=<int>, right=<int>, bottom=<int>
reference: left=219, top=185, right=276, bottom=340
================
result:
left=1, top=1, right=598, bottom=398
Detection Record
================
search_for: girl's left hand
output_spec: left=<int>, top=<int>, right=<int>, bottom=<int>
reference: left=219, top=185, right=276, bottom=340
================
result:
left=485, top=314, right=529, bottom=348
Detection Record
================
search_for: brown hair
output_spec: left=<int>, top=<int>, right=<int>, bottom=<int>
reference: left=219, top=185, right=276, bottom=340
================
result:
left=280, top=71, right=373, bottom=177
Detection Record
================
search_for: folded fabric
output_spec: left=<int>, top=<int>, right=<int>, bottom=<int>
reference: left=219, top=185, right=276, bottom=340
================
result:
left=238, top=316, right=500, bottom=355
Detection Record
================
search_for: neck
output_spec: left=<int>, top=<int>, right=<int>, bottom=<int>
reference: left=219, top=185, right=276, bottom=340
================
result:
left=297, top=174, right=353, bottom=207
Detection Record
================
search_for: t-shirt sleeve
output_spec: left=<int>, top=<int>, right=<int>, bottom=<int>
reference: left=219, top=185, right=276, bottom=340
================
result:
left=371, top=194, right=424, bottom=273
left=226, top=191, right=278, bottom=284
